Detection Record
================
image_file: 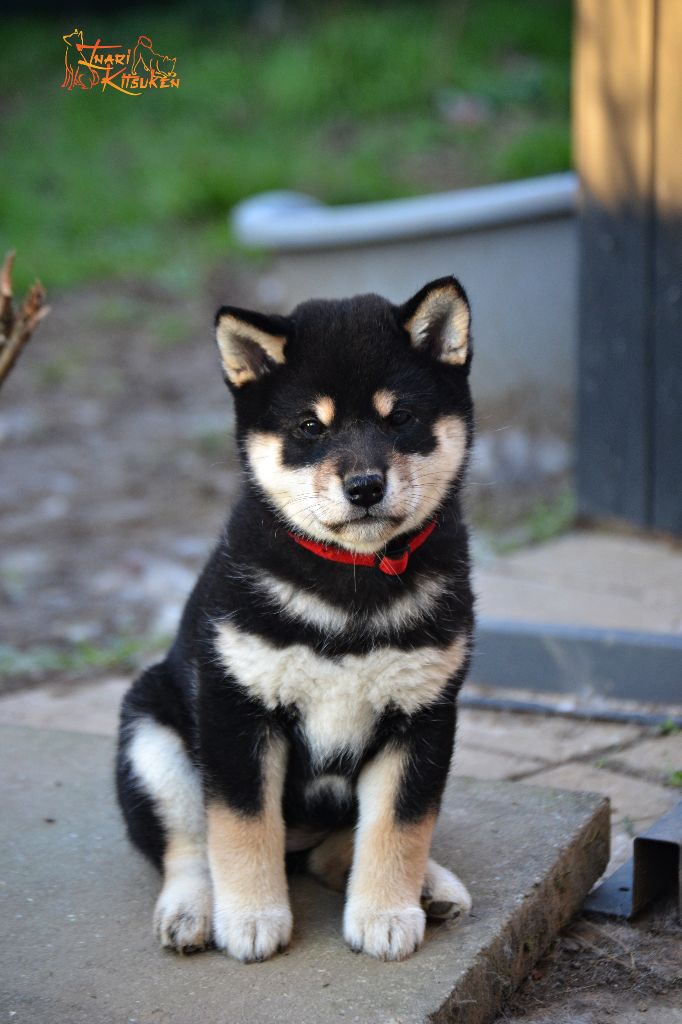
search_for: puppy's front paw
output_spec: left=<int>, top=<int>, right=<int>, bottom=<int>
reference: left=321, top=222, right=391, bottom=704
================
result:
left=154, top=880, right=212, bottom=953
left=343, top=902, right=426, bottom=961
left=213, top=904, right=292, bottom=963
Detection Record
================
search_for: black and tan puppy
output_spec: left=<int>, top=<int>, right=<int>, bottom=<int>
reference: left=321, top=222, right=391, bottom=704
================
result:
left=116, top=276, right=475, bottom=962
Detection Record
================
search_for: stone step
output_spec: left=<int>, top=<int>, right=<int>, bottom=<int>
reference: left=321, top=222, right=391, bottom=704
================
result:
left=1, top=726, right=609, bottom=1024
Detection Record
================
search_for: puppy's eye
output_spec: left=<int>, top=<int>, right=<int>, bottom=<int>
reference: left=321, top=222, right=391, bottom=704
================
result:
left=388, top=408, right=413, bottom=427
left=298, top=418, right=326, bottom=438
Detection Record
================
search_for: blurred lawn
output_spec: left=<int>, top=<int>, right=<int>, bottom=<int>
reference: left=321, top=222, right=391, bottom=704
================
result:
left=1, top=1, right=571, bottom=294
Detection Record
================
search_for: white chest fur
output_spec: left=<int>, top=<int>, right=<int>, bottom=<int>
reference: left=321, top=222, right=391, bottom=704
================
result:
left=214, top=621, right=467, bottom=765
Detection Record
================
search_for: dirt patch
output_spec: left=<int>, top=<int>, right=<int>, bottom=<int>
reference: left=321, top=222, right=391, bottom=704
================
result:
left=496, top=905, right=682, bottom=1023
left=0, top=266, right=257, bottom=692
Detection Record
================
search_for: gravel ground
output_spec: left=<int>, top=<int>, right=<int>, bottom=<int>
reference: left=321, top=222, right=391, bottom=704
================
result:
left=496, top=904, right=682, bottom=1023
left=0, top=268, right=254, bottom=689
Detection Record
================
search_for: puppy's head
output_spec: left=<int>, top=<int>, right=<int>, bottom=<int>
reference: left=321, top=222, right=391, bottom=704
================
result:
left=215, top=277, right=473, bottom=553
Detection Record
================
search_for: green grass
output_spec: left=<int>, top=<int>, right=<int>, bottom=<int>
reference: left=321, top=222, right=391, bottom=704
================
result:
left=485, top=488, right=577, bottom=553
left=1, top=1, right=571, bottom=293
left=0, top=635, right=167, bottom=683
left=523, top=489, right=577, bottom=545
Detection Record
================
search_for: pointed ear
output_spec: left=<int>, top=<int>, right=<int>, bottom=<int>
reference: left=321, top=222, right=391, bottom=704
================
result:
left=400, top=276, right=471, bottom=367
left=215, top=306, right=289, bottom=388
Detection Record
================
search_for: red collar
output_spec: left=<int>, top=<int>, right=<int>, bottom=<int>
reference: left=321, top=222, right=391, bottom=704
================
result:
left=287, top=519, right=437, bottom=576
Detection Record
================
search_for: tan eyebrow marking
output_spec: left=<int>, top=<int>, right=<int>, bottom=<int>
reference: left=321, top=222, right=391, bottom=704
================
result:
left=313, top=396, right=335, bottom=427
left=373, top=389, right=397, bottom=418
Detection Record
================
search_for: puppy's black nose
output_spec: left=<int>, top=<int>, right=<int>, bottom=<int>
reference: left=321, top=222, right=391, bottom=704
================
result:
left=344, top=473, right=385, bottom=508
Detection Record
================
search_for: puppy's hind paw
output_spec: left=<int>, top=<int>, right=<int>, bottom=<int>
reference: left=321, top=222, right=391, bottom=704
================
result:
left=154, top=884, right=212, bottom=954
left=421, top=859, right=472, bottom=921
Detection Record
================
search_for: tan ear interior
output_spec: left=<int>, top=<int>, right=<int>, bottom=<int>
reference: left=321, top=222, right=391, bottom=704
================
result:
left=405, top=286, right=470, bottom=366
left=216, top=314, right=287, bottom=387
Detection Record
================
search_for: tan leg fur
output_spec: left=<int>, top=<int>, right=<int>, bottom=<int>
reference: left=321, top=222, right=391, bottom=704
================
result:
left=207, top=735, right=292, bottom=962
left=343, top=746, right=435, bottom=960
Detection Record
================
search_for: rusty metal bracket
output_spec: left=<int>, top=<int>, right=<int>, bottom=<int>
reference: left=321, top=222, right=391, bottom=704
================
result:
left=583, top=801, right=682, bottom=922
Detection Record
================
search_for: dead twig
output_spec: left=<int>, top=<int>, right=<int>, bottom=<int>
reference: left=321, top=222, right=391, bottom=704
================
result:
left=577, top=921, right=633, bottom=955
left=576, top=921, right=638, bottom=970
left=0, top=249, right=16, bottom=340
left=570, top=931, right=637, bottom=972
left=0, top=250, right=50, bottom=390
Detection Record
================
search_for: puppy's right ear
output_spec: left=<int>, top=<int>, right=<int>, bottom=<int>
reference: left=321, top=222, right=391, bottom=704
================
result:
left=215, top=306, right=290, bottom=388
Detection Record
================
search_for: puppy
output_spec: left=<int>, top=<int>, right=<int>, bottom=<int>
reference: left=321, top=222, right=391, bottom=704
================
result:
left=116, top=276, right=475, bottom=962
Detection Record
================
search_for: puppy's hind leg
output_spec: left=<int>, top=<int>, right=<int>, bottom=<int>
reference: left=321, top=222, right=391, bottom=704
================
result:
left=308, top=825, right=473, bottom=918
left=119, top=697, right=211, bottom=953
left=307, top=829, right=354, bottom=892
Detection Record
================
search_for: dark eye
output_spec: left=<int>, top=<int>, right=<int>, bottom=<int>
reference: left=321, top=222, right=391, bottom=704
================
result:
left=388, top=408, right=413, bottom=427
left=298, top=418, right=326, bottom=438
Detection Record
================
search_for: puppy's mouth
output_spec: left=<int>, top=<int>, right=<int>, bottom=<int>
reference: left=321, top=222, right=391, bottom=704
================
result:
left=323, top=511, right=404, bottom=534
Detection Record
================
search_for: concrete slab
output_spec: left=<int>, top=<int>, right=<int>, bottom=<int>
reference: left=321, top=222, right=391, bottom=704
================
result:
left=475, top=532, right=682, bottom=636
left=1, top=726, right=609, bottom=1024
left=475, top=569, right=663, bottom=633
left=0, top=676, right=128, bottom=736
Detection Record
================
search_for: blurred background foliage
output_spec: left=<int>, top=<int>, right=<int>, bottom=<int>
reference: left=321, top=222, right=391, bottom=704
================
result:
left=1, top=0, right=571, bottom=294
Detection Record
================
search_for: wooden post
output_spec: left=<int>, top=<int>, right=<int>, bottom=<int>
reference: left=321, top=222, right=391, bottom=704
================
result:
left=574, top=0, right=682, bottom=535
left=651, top=0, right=682, bottom=533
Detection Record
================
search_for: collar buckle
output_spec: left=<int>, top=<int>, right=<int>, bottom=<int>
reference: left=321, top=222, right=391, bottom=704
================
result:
left=376, top=549, right=410, bottom=575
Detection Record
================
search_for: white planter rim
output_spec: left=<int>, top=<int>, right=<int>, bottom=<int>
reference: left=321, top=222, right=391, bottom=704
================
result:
left=231, top=172, right=577, bottom=252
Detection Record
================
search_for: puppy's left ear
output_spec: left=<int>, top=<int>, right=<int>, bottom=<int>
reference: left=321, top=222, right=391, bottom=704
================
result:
left=215, top=306, right=290, bottom=388
left=400, top=276, right=471, bottom=368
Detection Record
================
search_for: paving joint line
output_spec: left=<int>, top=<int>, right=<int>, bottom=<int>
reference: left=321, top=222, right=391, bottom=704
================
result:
left=502, top=736, right=656, bottom=784
left=458, top=730, right=652, bottom=784
left=598, top=756, right=681, bottom=788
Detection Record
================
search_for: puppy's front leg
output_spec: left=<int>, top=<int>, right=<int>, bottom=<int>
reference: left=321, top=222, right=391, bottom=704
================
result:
left=344, top=745, right=435, bottom=961
left=206, top=732, right=291, bottom=963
